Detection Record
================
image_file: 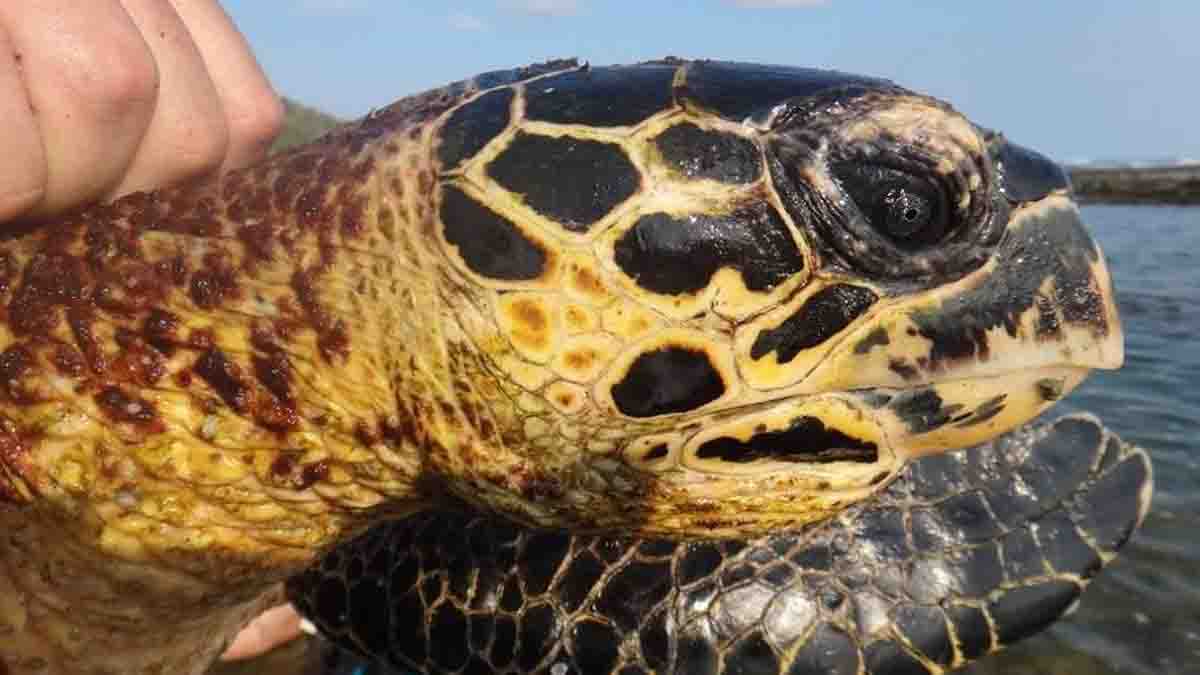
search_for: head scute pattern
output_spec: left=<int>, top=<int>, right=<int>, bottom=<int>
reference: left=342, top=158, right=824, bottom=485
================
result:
left=0, top=58, right=1136, bottom=675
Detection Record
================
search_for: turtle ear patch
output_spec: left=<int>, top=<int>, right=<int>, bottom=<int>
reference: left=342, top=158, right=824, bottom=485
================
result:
left=488, top=132, right=639, bottom=234
left=611, top=346, right=725, bottom=418
left=752, top=284, right=878, bottom=363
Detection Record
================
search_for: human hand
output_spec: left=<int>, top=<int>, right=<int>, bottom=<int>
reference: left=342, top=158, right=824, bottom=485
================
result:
left=221, top=603, right=306, bottom=661
left=0, top=0, right=283, bottom=224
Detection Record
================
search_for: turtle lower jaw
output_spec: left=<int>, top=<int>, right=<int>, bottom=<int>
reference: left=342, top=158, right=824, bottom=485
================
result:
left=637, top=365, right=1090, bottom=536
left=868, top=364, right=1093, bottom=459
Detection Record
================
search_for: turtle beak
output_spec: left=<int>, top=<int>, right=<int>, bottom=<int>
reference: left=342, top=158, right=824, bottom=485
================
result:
left=798, top=145, right=1123, bottom=457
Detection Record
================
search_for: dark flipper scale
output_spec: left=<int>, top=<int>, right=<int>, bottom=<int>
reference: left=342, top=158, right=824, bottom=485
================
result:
left=287, top=414, right=1152, bottom=674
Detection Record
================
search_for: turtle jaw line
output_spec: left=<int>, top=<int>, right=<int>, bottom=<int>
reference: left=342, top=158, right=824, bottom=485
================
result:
left=686, top=360, right=1090, bottom=465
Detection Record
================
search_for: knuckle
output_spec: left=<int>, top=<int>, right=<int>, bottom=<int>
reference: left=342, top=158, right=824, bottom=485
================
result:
left=170, top=116, right=232, bottom=179
left=72, top=39, right=160, bottom=116
left=0, top=182, right=48, bottom=224
left=228, top=88, right=286, bottom=149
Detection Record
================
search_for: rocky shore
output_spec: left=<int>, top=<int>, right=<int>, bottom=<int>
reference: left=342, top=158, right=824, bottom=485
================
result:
left=1069, top=164, right=1200, bottom=204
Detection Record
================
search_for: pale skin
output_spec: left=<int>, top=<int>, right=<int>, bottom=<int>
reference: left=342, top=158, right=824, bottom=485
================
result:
left=0, top=0, right=302, bottom=661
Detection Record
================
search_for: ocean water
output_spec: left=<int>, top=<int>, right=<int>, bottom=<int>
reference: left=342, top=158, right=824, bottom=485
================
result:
left=966, top=204, right=1200, bottom=675
left=214, top=205, right=1200, bottom=675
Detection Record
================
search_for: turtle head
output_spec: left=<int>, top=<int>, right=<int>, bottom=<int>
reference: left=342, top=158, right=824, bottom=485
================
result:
left=432, top=61, right=1121, bottom=534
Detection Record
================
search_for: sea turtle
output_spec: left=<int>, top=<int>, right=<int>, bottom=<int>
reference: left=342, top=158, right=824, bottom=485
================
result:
left=0, top=59, right=1146, bottom=675
left=291, top=414, right=1151, bottom=675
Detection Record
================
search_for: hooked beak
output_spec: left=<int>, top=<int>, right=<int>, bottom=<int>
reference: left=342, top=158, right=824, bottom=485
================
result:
left=823, top=189, right=1121, bottom=457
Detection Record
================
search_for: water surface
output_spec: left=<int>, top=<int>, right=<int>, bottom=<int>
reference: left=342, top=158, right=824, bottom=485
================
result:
left=967, top=204, right=1200, bottom=675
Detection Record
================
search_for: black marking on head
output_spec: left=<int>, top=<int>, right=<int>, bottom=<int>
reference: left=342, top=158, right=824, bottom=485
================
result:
left=611, top=346, right=724, bottom=418
left=994, top=141, right=1070, bottom=203
left=751, top=285, right=878, bottom=363
left=956, top=395, right=1006, bottom=427
left=891, top=388, right=964, bottom=434
left=488, top=132, right=639, bottom=233
left=440, top=185, right=547, bottom=280
left=909, top=206, right=1106, bottom=369
left=614, top=203, right=802, bottom=296
left=524, top=64, right=677, bottom=127
left=1037, top=378, right=1065, bottom=401
left=645, top=443, right=670, bottom=460
left=695, top=416, right=878, bottom=464
left=854, top=326, right=890, bottom=354
left=653, top=123, right=762, bottom=184
left=889, top=359, right=919, bottom=381
left=437, top=88, right=515, bottom=172
left=681, top=61, right=891, bottom=123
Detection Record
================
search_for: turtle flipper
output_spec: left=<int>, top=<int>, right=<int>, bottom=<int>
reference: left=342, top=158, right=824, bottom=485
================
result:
left=286, top=416, right=1152, bottom=675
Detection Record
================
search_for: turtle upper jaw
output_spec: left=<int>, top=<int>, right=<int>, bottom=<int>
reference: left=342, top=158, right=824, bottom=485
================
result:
left=697, top=190, right=1123, bottom=477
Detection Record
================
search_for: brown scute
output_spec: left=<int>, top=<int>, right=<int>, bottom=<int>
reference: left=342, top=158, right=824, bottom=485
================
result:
left=51, top=345, right=86, bottom=378
left=238, top=221, right=278, bottom=264
left=502, top=297, right=552, bottom=354
left=0, top=251, right=16, bottom=296
left=0, top=345, right=37, bottom=404
left=190, top=252, right=242, bottom=310
left=94, top=386, right=160, bottom=427
left=300, top=460, right=331, bottom=489
left=291, top=267, right=351, bottom=362
left=194, top=348, right=253, bottom=414
left=253, top=350, right=294, bottom=406
left=553, top=390, right=576, bottom=409
left=563, top=349, right=596, bottom=373
left=93, top=267, right=160, bottom=316
left=68, top=307, right=107, bottom=374
left=143, top=309, right=181, bottom=355
left=0, top=416, right=31, bottom=503
left=7, top=252, right=88, bottom=336
left=109, top=339, right=167, bottom=387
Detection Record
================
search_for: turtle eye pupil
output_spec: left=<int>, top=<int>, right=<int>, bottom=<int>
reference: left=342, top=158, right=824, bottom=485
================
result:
left=878, top=186, right=933, bottom=239
left=831, top=163, right=952, bottom=248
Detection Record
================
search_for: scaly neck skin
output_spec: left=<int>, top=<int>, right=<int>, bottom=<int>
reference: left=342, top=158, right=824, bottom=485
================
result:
left=0, top=115, right=456, bottom=671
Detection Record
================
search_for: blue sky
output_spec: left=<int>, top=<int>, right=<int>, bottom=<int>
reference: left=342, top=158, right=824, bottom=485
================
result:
left=223, top=1, right=1199, bottom=163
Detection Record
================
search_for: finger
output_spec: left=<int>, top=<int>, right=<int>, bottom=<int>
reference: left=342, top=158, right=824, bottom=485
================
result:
left=220, top=603, right=304, bottom=661
left=0, top=23, right=48, bottom=224
left=169, top=0, right=283, bottom=170
left=112, top=0, right=229, bottom=198
left=0, top=1, right=159, bottom=220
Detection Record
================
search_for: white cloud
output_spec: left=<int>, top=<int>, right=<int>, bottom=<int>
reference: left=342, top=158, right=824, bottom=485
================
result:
left=503, top=0, right=581, bottom=17
left=449, top=12, right=489, bottom=31
left=728, top=0, right=829, bottom=7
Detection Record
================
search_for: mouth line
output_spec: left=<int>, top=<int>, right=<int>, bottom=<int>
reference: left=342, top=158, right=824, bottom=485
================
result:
left=714, top=363, right=1082, bottom=421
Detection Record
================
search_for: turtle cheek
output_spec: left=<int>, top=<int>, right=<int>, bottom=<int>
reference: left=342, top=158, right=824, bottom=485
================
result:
left=736, top=282, right=881, bottom=391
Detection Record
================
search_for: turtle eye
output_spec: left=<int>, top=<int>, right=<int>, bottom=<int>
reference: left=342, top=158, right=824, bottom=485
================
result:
left=834, top=163, right=953, bottom=247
